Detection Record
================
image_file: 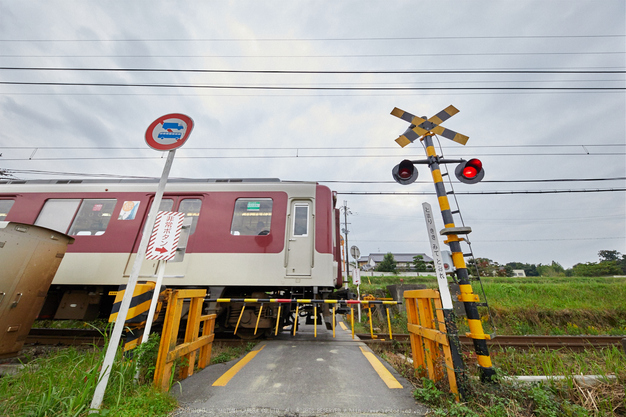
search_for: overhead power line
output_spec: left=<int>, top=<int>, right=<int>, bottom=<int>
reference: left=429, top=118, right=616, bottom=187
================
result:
left=321, top=177, right=626, bottom=184
left=0, top=34, right=623, bottom=42
left=1, top=66, right=624, bottom=75
left=1, top=81, right=622, bottom=91
left=338, top=189, right=626, bottom=195
left=2, top=52, right=624, bottom=59
left=3, top=144, right=623, bottom=150
left=3, top=167, right=624, bottom=185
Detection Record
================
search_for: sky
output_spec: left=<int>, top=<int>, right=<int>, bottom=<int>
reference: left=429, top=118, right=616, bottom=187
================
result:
left=0, top=1, right=624, bottom=269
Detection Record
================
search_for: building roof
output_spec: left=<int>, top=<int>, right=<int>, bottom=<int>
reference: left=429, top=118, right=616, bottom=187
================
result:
left=366, top=253, right=433, bottom=263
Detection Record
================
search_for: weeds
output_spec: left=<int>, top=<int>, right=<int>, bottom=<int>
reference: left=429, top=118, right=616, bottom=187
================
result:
left=380, top=345, right=626, bottom=416
left=210, top=341, right=257, bottom=365
left=0, top=335, right=177, bottom=416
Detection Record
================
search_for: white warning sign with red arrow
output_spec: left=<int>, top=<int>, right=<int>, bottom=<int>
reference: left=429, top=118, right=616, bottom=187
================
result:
left=146, top=211, right=185, bottom=261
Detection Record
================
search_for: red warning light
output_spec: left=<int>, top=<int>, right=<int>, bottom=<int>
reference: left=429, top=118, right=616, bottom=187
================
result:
left=455, top=158, right=484, bottom=184
left=392, top=160, right=418, bottom=185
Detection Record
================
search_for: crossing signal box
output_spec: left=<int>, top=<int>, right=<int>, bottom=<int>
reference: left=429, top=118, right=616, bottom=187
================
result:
left=455, top=158, right=484, bottom=184
left=392, top=159, right=418, bottom=185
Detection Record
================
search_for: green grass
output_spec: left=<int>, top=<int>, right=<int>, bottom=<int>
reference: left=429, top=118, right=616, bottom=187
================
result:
left=210, top=342, right=257, bottom=365
left=0, top=337, right=176, bottom=417
left=361, top=275, right=626, bottom=415
left=480, top=279, right=626, bottom=310
left=493, top=346, right=626, bottom=377
left=349, top=275, right=626, bottom=336
left=0, top=338, right=257, bottom=417
left=374, top=342, right=626, bottom=416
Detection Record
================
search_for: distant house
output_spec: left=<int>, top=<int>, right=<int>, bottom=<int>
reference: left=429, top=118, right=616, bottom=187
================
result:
left=359, top=253, right=434, bottom=272
left=512, top=269, right=526, bottom=277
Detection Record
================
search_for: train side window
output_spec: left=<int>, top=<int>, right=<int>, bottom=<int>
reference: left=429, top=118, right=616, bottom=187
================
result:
left=0, top=200, right=15, bottom=221
left=67, top=199, right=117, bottom=236
left=141, top=199, right=174, bottom=235
left=158, top=199, right=175, bottom=212
left=178, top=198, right=202, bottom=235
left=35, top=199, right=81, bottom=233
left=230, top=198, right=273, bottom=236
left=293, top=204, right=309, bottom=237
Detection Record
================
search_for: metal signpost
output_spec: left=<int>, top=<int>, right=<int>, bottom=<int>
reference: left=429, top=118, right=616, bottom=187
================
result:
left=91, top=114, right=193, bottom=412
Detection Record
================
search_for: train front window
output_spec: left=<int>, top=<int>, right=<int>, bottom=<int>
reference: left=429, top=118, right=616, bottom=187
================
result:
left=67, top=199, right=117, bottom=236
left=0, top=200, right=15, bottom=221
left=230, top=198, right=273, bottom=236
left=35, top=199, right=81, bottom=233
left=178, top=199, right=202, bottom=235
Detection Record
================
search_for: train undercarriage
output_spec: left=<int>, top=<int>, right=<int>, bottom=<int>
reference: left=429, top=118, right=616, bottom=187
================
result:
left=37, top=284, right=353, bottom=340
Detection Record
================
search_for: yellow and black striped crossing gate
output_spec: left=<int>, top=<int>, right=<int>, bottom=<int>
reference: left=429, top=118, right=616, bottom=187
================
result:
left=109, top=282, right=167, bottom=351
left=208, top=298, right=400, bottom=340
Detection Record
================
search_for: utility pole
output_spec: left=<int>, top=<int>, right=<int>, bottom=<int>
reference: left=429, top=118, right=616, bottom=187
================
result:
left=342, top=200, right=350, bottom=280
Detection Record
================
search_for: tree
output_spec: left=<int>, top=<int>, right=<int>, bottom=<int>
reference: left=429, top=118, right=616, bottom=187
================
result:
left=598, top=250, right=621, bottom=262
left=536, top=261, right=565, bottom=277
left=413, top=255, right=427, bottom=272
left=505, top=262, right=539, bottom=277
left=571, top=261, right=622, bottom=277
left=469, top=258, right=508, bottom=277
left=376, top=252, right=397, bottom=273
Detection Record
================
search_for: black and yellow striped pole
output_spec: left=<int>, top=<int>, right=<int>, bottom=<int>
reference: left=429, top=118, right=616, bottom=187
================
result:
left=390, top=106, right=496, bottom=384
left=422, top=134, right=495, bottom=383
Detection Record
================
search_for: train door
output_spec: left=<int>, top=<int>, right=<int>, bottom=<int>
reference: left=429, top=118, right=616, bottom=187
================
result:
left=286, top=200, right=313, bottom=276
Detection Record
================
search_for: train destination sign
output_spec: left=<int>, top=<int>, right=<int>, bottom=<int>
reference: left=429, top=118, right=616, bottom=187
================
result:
left=146, top=211, right=185, bottom=261
left=145, top=113, right=194, bottom=151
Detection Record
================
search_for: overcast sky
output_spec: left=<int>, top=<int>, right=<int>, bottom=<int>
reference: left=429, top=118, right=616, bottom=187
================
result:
left=0, top=1, right=624, bottom=269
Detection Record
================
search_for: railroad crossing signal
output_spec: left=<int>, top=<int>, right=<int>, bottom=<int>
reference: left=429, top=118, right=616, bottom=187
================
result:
left=391, top=105, right=469, bottom=147
left=387, top=105, right=496, bottom=389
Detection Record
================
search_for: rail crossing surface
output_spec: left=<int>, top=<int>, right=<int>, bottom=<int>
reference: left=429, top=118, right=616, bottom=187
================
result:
left=171, top=319, right=428, bottom=417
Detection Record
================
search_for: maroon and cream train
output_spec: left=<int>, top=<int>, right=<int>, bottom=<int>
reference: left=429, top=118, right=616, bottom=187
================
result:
left=0, top=178, right=344, bottom=336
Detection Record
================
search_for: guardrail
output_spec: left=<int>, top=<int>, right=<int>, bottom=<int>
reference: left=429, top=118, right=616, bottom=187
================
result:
left=404, top=289, right=460, bottom=402
left=154, top=289, right=216, bottom=391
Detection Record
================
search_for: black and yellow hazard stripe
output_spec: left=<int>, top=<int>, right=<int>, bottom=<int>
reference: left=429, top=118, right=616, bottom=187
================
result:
left=208, top=298, right=399, bottom=305
left=391, top=106, right=469, bottom=147
left=109, top=282, right=156, bottom=324
left=422, top=134, right=495, bottom=382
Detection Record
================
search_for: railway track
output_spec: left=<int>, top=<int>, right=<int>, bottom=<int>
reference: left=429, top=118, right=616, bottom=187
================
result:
left=357, top=334, right=626, bottom=351
left=24, top=328, right=248, bottom=347
left=25, top=328, right=625, bottom=351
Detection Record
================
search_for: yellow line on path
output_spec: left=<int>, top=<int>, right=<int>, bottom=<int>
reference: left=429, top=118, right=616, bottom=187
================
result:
left=359, top=347, right=403, bottom=389
left=212, top=344, right=266, bottom=387
left=339, top=321, right=349, bottom=331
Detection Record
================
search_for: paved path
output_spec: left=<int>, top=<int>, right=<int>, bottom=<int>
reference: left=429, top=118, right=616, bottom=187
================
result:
left=170, top=319, right=428, bottom=417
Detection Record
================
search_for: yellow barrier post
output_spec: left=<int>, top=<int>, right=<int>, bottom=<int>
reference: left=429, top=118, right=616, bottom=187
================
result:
left=275, top=305, right=282, bottom=336
left=293, top=304, right=299, bottom=336
left=254, top=304, right=263, bottom=336
left=234, top=304, right=246, bottom=336
left=314, top=305, right=318, bottom=337
left=386, top=307, right=393, bottom=340
left=350, top=306, right=355, bottom=339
